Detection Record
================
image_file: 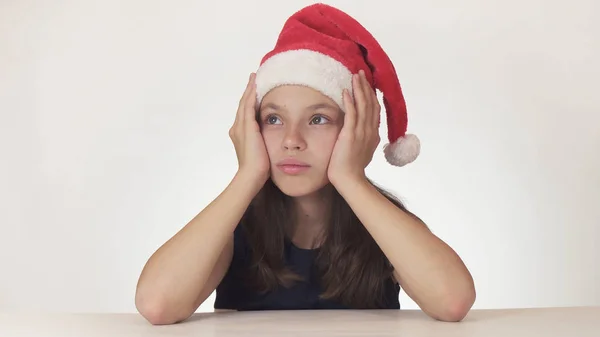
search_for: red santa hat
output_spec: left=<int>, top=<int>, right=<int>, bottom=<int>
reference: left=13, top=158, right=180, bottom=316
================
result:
left=255, top=3, right=420, bottom=167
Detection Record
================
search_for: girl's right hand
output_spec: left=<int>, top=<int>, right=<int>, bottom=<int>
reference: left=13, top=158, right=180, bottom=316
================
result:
left=229, top=73, right=270, bottom=185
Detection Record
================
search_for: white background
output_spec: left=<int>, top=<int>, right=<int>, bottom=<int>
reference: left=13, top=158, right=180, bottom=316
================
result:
left=1, top=0, right=598, bottom=314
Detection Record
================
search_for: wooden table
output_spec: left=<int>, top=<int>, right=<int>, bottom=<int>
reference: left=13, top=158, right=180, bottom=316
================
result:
left=1, top=307, right=598, bottom=336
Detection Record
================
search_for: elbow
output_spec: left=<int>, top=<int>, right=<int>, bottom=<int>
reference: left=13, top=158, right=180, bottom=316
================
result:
left=436, top=298, right=474, bottom=322
left=135, top=290, right=187, bottom=325
left=436, top=287, right=476, bottom=322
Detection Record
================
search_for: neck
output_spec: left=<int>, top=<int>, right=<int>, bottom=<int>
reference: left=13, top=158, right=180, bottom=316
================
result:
left=289, top=186, right=333, bottom=249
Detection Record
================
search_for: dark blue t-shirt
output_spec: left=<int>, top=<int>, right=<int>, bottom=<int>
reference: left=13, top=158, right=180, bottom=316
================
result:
left=214, top=225, right=401, bottom=310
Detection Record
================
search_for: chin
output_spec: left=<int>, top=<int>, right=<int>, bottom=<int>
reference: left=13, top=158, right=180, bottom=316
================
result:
left=271, top=174, right=329, bottom=197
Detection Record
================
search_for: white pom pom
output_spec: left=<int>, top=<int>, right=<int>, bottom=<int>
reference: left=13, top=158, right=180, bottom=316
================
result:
left=383, top=134, right=421, bottom=167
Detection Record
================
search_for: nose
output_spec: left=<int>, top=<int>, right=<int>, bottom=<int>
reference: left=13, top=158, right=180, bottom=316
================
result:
left=282, top=128, right=307, bottom=152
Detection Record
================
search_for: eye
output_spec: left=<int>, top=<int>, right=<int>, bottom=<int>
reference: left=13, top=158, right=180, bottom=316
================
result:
left=265, top=115, right=282, bottom=125
left=310, top=115, right=330, bottom=125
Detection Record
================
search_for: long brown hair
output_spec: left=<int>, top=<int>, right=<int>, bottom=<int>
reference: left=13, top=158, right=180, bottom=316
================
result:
left=239, top=177, right=421, bottom=309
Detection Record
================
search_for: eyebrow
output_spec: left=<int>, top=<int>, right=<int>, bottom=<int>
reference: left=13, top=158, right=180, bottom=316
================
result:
left=261, top=102, right=339, bottom=112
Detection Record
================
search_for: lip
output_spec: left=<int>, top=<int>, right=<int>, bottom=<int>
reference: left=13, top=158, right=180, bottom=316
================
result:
left=276, top=158, right=311, bottom=175
left=277, top=158, right=310, bottom=166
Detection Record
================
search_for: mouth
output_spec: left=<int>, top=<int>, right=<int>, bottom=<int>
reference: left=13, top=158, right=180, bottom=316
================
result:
left=276, top=159, right=311, bottom=175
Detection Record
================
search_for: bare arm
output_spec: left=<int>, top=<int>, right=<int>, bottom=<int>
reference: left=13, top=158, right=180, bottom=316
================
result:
left=135, top=172, right=264, bottom=325
left=333, top=177, right=476, bottom=322
left=327, top=71, right=475, bottom=322
left=136, top=72, right=268, bottom=325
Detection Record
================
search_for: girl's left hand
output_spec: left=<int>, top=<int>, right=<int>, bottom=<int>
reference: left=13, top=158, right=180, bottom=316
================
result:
left=328, top=69, right=381, bottom=186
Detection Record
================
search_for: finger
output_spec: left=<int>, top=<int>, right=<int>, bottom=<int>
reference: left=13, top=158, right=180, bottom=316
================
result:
left=353, top=72, right=368, bottom=136
left=245, top=73, right=258, bottom=130
left=359, top=70, right=373, bottom=110
left=360, top=71, right=373, bottom=135
left=236, top=73, right=255, bottom=128
left=370, top=83, right=381, bottom=129
left=342, top=88, right=357, bottom=133
left=359, top=70, right=377, bottom=131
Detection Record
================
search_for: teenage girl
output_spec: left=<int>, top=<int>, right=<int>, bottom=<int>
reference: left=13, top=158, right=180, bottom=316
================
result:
left=135, top=3, right=475, bottom=325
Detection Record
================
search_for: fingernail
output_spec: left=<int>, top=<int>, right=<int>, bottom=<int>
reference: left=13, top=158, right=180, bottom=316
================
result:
left=344, top=89, right=353, bottom=101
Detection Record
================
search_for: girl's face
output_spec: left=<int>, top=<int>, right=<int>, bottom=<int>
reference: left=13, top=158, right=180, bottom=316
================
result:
left=258, top=85, right=344, bottom=197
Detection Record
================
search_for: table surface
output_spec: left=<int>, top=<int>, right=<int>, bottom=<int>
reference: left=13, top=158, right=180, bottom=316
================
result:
left=1, top=307, right=599, bottom=337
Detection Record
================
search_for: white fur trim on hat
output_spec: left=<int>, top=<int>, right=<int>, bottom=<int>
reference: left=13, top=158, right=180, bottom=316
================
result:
left=383, top=134, right=420, bottom=167
left=255, top=49, right=353, bottom=110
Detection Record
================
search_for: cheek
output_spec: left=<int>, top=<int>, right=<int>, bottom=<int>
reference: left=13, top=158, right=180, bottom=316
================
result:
left=309, top=132, right=339, bottom=161
left=261, top=131, right=280, bottom=156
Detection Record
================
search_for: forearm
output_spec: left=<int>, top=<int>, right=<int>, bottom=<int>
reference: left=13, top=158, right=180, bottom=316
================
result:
left=334, top=177, right=475, bottom=321
left=135, top=171, right=263, bottom=318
